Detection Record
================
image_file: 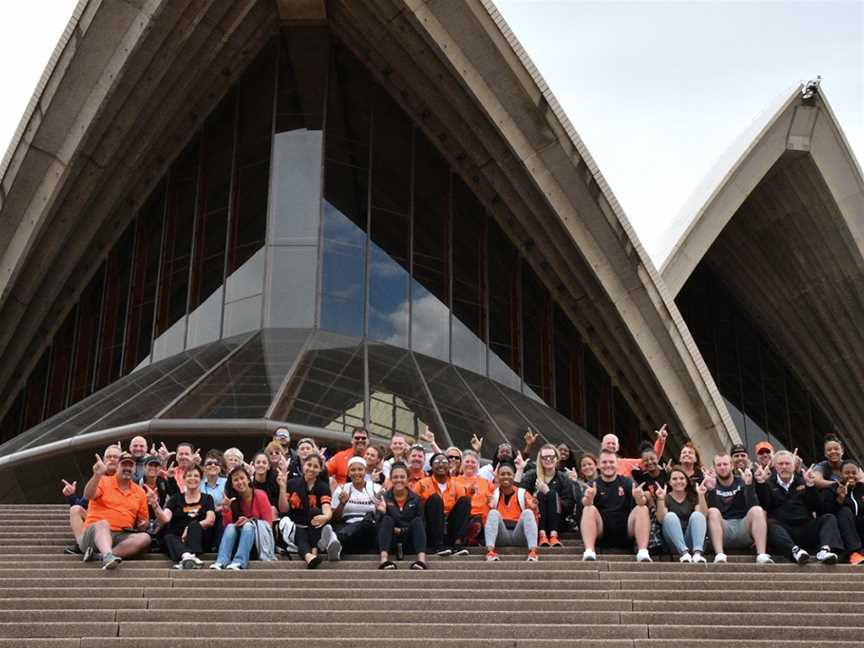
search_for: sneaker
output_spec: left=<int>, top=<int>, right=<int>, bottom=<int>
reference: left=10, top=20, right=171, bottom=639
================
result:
left=538, top=531, right=550, bottom=547
left=582, top=549, right=597, bottom=561
left=849, top=551, right=864, bottom=565
left=435, top=547, right=453, bottom=557
left=486, top=550, right=500, bottom=562
left=172, top=563, right=186, bottom=570
left=756, top=553, right=775, bottom=564
left=679, top=552, right=692, bottom=563
left=209, top=563, right=224, bottom=570
left=451, top=546, right=470, bottom=557
left=327, top=538, right=342, bottom=562
left=180, top=552, right=198, bottom=570
left=64, top=545, right=83, bottom=556
left=636, top=549, right=652, bottom=562
left=306, top=555, right=323, bottom=570
left=81, top=546, right=95, bottom=563
left=526, top=549, right=539, bottom=562
left=792, top=546, right=810, bottom=565
left=692, top=552, right=707, bottom=564
left=189, top=555, right=204, bottom=568
left=549, top=534, right=563, bottom=547
left=225, top=562, right=243, bottom=570
left=713, top=552, right=727, bottom=564
left=816, top=548, right=838, bottom=564
left=101, top=553, right=122, bottom=570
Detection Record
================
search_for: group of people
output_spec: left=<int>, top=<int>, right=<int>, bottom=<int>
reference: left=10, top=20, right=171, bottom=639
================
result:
left=62, top=425, right=864, bottom=572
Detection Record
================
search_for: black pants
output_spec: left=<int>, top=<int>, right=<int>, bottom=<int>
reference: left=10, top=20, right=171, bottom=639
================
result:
left=536, top=491, right=561, bottom=534
left=162, top=521, right=204, bottom=562
left=334, top=518, right=377, bottom=554
left=294, top=507, right=323, bottom=556
left=767, top=514, right=844, bottom=556
left=378, top=515, right=426, bottom=555
left=836, top=507, right=863, bottom=554
left=424, top=494, right=470, bottom=551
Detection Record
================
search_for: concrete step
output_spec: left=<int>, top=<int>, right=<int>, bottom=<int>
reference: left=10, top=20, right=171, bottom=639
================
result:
left=0, top=641, right=862, bottom=648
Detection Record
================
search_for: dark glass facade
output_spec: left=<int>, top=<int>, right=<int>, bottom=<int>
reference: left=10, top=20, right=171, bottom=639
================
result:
left=677, top=263, right=838, bottom=460
left=0, top=28, right=648, bottom=455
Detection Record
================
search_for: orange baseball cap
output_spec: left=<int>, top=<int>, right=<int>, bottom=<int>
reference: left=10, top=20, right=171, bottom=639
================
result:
left=754, top=441, right=774, bottom=454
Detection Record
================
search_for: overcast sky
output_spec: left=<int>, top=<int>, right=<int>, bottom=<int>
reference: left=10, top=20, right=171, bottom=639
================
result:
left=1, top=1, right=861, bottom=263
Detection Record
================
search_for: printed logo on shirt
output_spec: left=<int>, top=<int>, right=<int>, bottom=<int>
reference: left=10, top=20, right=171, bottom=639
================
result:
left=618, top=487, right=624, bottom=497
left=182, top=503, right=203, bottom=517
left=795, top=485, right=806, bottom=491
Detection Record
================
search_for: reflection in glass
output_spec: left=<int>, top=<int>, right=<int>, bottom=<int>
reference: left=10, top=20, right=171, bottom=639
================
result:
left=273, top=331, right=364, bottom=432
left=521, top=263, right=552, bottom=403
left=44, top=310, right=77, bottom=418
left=69, top=267, right=104, bottom=404
left=488, top=218, right=521, bottom=385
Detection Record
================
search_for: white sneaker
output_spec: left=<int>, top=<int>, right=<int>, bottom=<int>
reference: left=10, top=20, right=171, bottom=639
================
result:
left=208, top=563, right=223, bottom=570
left=756, top=553, right=774, bottom=564
left=225, top=562, right=243, bottom=570
left=582, top=549, right=597, bottom=561
left=792, top=546, right=810, bottom=565
left=713, top=552, right=727, bottom=563
left=636, top=549, right=652, bottom=562
left=692, top=552, right=707, bottom=564
left=679, top=552, right=692, bottom=563
left=327, top=538, right=342, bottom=562
left=816, top=548, right=838, bottom=564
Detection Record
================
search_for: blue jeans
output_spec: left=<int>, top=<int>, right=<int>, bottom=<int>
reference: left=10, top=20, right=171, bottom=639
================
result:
left=661, top=511, right=706, bottom=554
left=216, top=523, right=256, bottom=568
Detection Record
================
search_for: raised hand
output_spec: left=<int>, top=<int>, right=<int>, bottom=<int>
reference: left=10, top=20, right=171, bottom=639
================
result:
left=61, top=479, right=77, bottom=497
left=523, top=428, right=538, bottom=448
left=583, top=481, right=597, bottom=506
left=565, top=467, right=579, bottom=482
left=701, top=472, right=716, bottom=491
left=742, top=468, right=753, bottom=486
left=92, top=454, right=107, bottom=476
left=654, top=484, right=667, bottom=500
left=276, top=469, right=287, bottom=489
left=223, top=496, right=236, bottom=511
left=662, top=459, right=673, bottom=473
left=318, top=446, right=328, bottom=459
left=143, top=484, right=159, bottom=508
left=514, top=451, right=527, bottom=472
left=655, top=423, right=668, bottom=440
left=420, top=425, right=435, bottom=445
left=695, top=479, right=708, bottom=497
left=803, top=464, right=817, bottom=487
left=632, top=481, right=648, bottom=506
left=836, top=481, right=848, bottom=503
left=192, top=448, right=202, bottom=465
left=158, top=442, right=174, bottom=464
left=754, top=464, right=770, bottom=484
left=339, top=487, right=351, bottom=505
left=376, top=498, right=387, bottom=513
left=470, top=434, right=484, bottom=453
left=535, top=478, right=550, bottom=495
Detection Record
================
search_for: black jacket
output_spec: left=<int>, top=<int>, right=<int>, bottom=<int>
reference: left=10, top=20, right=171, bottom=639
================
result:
left=822, top=481, right=864, bottom=519
left=380, top=489, right=424, bottom=528
left=521, top=469, right=579, bottom=516
left=755, top=473, right=821, bottom=526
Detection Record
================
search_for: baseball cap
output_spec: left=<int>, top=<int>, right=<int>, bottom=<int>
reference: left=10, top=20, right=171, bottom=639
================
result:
left=730, top=443, right=748, bottom=456
left=118, top=452, right=136, bottom=465
left=274, top=428, right=290, bottom=440
left=754, top=441, right=774, bottom=454
left=143, top=455, right=161, bottom=465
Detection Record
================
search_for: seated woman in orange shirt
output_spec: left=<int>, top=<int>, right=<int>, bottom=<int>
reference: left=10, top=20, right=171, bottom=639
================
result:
left=454, top=450, right=493, bottom=546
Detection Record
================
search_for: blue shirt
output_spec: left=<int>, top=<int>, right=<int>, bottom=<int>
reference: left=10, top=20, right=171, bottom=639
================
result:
left=201, top=476, right=227, bottom=508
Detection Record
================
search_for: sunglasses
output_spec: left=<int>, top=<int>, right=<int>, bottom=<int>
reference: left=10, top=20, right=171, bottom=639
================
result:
left=446, top=455, right=461, bottom=461
left=432, top=457, right=449, bottom=464
left=540, top=455, right=557, bottom=461
left=204, top=461, right=220, bottom=467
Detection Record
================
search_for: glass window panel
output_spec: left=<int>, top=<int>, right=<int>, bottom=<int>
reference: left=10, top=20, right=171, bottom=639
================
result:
left=457, top=367, right=530, bottom=454
left=222, top=289, right=263, bottom=339
left=411, top=129, right=450, bottom=362
left=554, top=305, right=584, bottom=426
left=488, top=218, right=521, bottom=383
left=521, top=263, right=552, bottom=403
left=368, top=88, right=412, bottom=348
left=320, top=44, right=371, bottom=338
left=272, top=331, right=364, bottom=431
left=451, top=177, right=487, bottom=374
left=266, top=246, right=318, bottom=328
left=367, top=343, right=437, bottom=442
left=44, top=309, right=78, bottom=418
left=123, top=184, right=166, bottom=373
left=0, top=392, right=24, bottom=445
left=165, top=331, right=305, bottom=419
left=415, top=354, right=500, bottom=450
left=95, top=225, right=134, bottom=389
left=22, top=350, right=50, bottom=431
left=69, top=266, right=105, bottom=404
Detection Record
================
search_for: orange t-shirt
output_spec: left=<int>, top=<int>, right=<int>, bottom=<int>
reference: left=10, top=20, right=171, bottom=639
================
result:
left=326, top=448, right=359, bottom=485
left=495, top=487, right=537, bottom=523
left=454, top=474, right=493, bottom=520
left=412, top=476, right=469, bottom=515
left=83, top=474, right=149, bottom=532
left=616, top=436, right=666, bottom=476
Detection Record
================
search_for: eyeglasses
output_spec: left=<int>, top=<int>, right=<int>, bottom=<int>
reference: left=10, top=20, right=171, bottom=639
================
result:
left=431, top=457, right=449, bottom=464
left=540, top=455, right=557, bottom=461
left=354, top=437, right=368, bottom=442
left=204, top=461, right=220, bottom=467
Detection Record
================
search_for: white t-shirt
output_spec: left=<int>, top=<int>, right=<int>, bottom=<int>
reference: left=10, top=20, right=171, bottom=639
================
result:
left=478, top=464, right=496, bottom=483
left=332, top=482, right=383, bottom=523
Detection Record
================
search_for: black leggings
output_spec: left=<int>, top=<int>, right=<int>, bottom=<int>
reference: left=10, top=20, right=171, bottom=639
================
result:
left=162, top=521, right=205, bottom=562
left=424, top=494, right=470, bottom=551
left=334, top=518, right=378, bottom=553
left=836, top=507, right=863, bottom=554
left=378, top=515, right=426, bottom=554
left=536, top=491, right=561, bottom=534
left=293, top=507, right=323, bottom=556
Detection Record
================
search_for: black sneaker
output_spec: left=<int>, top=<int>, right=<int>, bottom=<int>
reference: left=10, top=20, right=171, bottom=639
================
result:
left=82, top=546, right=95, bottom=563
left=435, top=547, right=453, bottom=557
left=792, top=546, right=810, bottom=565
left=451, top=546, right=470, bottom=557
left=64, top=545, right=83, bottom=556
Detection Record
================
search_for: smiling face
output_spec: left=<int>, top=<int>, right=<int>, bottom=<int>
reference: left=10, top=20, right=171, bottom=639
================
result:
left=841, top=463, right=859, bottom=486
left=303, top=456, right=322, bottom=482
left=204, top=457, right=222, bottom=478
left=446, top=450, right=462, bottom=474
left=266, top=448, right=284, bottom=466
left=390, top=467, right=408, bottom=492
left=103, top=446, right=121, bottom=474
left=668, top=469, right=688, bottom=493
left=390, top=435, right=407, bottom=458
left=297, top=441, right=315, bottom=460
left=351, top=428, right=369, bottom=452
left=713, top=455, right=732, bottom=480
left=176, top=445, right=193, bottom=469
left=598, top=452, right=618, bottom=479
left=732, top=452, right=750, bottom=472
left=253, top=454, right=270, bottom=477
left=364, top=446, right=381, bottom=469
left=756, top=449, right=773, bottom=467
left=825, top=440, right=843, bottom=464
left=348, top=462, right=366, bottom=484
left=224, top=453, right=242, bottom=472
left=129, top=436, right=147, bottom=458
left=557, top=445, right=570, bottom=461
left=431, top=455, right=449, bottom=478
left=580, top=456, right=597, bottom=481
left=496, top=464, right=515, bottom=490
left=184, top=466, right=202, bottom=490
left=642, top=449, right=658, bottom=473
left=539, top=446, right=558, bottom=474
left=231, top=469, right=250, bottom=495
left=679, top=446, right=696, bottom=465
left=408, top=448, right=425, bottom=470
left=601, top=434, right=619, bottom=454
left=496, top=444, right=513, bottom=461
left=145, top=462, right=160, bottom=479
left=774, top=453, right=795, bottom=482
left=117, top=460, right=135, bottom=481
left=462, top=454, right=479, bottom=477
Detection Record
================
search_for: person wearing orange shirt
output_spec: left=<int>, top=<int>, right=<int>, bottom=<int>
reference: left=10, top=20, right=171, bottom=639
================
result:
left=602, top=424, right=668, bottom=476
left=406, top=445, right=428, bottom=486
left=412, top=452, right=471, bottom=556
left=454, top=450, right=493, bottom=546
left=326, top=427, right=369, bottom=486
left=485, top=461, right=539, bottom=562
left=79, top=451, right=151, bottom=570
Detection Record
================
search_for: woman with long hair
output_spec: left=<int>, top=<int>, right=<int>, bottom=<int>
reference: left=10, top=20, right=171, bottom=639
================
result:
left=279, top=454, right=339, bottom=568
left=573, top=452, right=598, bottom=493
left=520, top=444, right=578, bottom=547
left=377, top=462, right=428, bottom=570
left=150, top=464, right=215, bottom=569
left=678, top=442, right=704, bottom=486
left=655, top=466, right=708, bottom=563
left=210, top=466, right=273, bottom=570
left=251, top=451, right=280, bottom=518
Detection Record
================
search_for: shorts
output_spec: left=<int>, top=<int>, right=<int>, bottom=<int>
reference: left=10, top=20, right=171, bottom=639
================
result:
left=77, top=524, right=132, bottom=553
left=721, top=517, right=753, bottom=549
left=597, top=513, right=631, bottom=549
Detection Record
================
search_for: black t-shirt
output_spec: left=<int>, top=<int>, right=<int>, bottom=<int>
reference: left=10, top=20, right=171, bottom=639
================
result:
left=594, top=475, right=635, bottom=522
left=630, top=468, right=668, bottom=499
left=707, top=475, right=753, bottom=520
left=285, top=477, right=333, bottom=526
left=253, top=473, right=280, bottom=507
left=665, top=493, right=695, bottom=523
left=164, top=493, right=214, bottom=536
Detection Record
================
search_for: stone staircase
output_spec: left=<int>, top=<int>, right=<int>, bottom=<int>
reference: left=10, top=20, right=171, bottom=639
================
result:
left=1, top=504, right=862, bottom=647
